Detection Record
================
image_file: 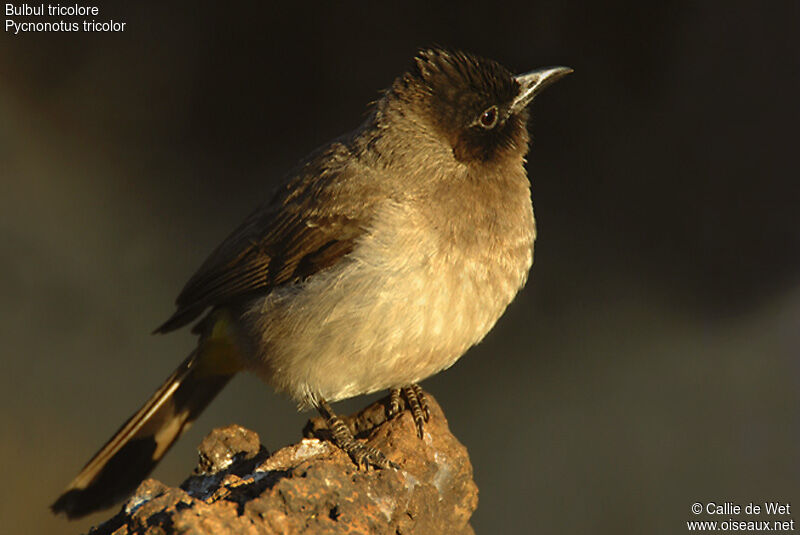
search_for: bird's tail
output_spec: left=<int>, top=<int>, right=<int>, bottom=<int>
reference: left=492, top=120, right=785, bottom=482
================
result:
left=51, top=319, right=243, bottom=519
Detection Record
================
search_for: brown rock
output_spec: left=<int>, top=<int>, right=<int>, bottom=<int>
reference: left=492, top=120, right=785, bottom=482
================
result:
left=193, top=424, right=266, bottom=476
left=89, top=393, right=478, bottom=535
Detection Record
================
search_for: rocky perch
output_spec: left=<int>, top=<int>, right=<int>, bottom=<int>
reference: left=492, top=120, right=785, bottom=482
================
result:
left=89, top=394, right=478, bottom=534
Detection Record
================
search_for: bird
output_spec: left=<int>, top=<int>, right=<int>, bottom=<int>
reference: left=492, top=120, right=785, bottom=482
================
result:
left=51, top=47, right=571, bottom=519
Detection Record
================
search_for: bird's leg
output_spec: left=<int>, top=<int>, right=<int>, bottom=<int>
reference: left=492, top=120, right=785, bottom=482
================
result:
left=317, top=399, right=395, bottom=470
left=410, top=383, right=431, bottom=421
left=389, top=387, right=402, bottom=416
left=387, top=383, right=431, bottom=438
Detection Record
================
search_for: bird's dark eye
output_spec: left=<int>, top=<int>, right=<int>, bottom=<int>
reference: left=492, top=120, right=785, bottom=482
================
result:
left=478, top=106, right=498, bottom=129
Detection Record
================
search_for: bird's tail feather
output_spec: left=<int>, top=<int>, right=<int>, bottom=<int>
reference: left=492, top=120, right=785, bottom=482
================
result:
left=51, top=324, right=242, bottom=519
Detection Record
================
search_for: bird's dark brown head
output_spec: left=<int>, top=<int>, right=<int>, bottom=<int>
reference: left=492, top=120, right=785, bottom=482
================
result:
left=389, top=48, right=571, bottom=166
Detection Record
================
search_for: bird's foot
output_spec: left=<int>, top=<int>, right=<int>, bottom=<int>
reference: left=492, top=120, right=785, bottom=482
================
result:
left=388, top=383, right=430, bottom=438
left=318, top=399, right=398, bottom=470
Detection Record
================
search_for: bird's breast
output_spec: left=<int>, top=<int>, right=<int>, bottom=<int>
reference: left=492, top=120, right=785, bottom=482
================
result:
left=243, top=176, right=535, bottom=407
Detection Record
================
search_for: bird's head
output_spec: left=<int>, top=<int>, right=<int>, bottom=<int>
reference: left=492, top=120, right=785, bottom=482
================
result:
left=387, top=48, right=571, bottom=167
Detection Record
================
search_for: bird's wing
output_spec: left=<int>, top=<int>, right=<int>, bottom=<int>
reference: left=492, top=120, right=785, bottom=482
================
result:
left=155, top=147, right=374, bottom=334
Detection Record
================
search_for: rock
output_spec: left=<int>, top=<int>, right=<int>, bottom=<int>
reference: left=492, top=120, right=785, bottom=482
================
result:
left=193, top=424, right=267, bottom=476
left=89, top=393, right=478, bottom=534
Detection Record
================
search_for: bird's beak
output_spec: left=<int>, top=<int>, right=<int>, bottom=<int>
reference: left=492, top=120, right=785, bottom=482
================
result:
left=511, top=66, right=573, bottom=113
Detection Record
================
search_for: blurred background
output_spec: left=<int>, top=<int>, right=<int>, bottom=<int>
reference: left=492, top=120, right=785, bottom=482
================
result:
left=1, top=2, right=798, bottom=533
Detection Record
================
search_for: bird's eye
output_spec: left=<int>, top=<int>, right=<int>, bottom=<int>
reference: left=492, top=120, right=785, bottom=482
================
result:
left=477, top=106, right=499, bottom=129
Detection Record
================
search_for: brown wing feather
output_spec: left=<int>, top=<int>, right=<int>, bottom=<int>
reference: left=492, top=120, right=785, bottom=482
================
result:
left=154, top=210, right=363, bottom=334
left=154, top=141, right=378, bottom=334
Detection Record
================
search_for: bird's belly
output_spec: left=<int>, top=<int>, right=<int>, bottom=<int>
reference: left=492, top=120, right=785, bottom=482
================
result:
left=241, top=201, right=534, bottom=408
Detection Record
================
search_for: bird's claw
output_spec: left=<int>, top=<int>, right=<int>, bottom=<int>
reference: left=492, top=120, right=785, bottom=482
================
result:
left=388, top=384, right=430, bottom=438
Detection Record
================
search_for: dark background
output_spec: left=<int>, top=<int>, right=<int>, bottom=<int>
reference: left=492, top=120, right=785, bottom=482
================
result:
left=2, top=2, right=798, bottom=534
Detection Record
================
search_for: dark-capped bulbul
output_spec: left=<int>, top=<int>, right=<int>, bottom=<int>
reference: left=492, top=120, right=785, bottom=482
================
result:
left=52, top=48, right=571, bottom=519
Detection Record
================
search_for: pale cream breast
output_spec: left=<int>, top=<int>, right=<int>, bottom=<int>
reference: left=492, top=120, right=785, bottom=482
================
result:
left=241, top=171, right=535, bottom=408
